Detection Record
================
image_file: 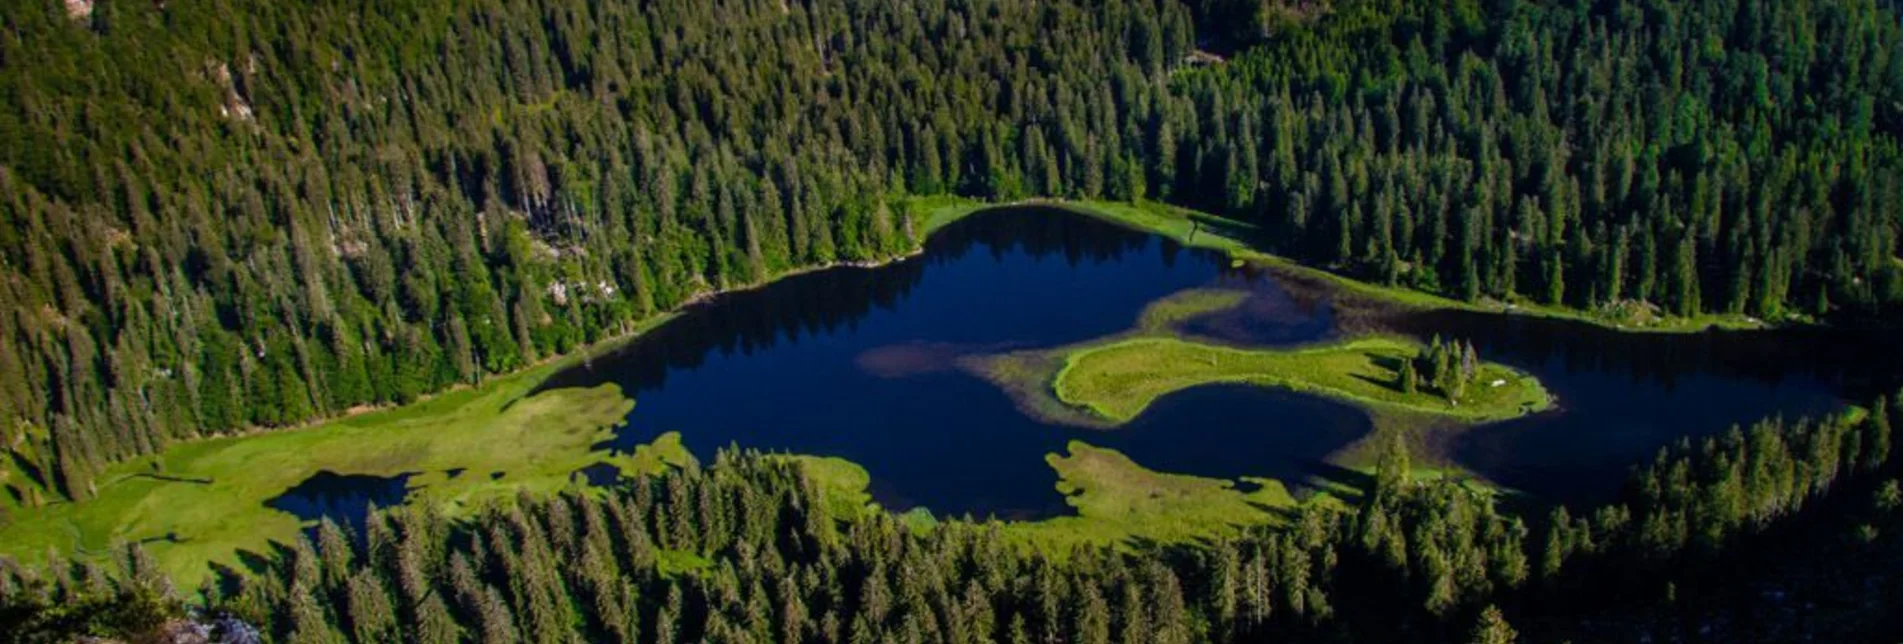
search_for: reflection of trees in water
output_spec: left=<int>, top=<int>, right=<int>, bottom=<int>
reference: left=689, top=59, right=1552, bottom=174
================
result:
left=1383, top=308, right=1897, bottom=506
left=1231, top=254, right=1901, bottom=397
left=535, top=241, right=931, bottom=395
left=1386, top=309, right=1900, bottom=398
left=537, top=207, right=1214, bottom=396
left=924, top=207, right=1176, bottom=268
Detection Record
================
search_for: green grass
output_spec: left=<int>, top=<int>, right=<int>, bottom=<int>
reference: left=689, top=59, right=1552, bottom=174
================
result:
left=908, top=194, right=995, bottom=238
left=1054, top=336, right=1552, bottom=425
left=959, top=286, right=1259, bottom=429
left=0, top=344, right=697, bottom=589
left=962, top=282, right=1553, bottom=430
left=655, top=549, right=715, bottom=578
left=773, top=455, right=876, bottom=521
left=1000, top=442, right=1294, bottom=554
left=759, top=440, right=1307, bottom=555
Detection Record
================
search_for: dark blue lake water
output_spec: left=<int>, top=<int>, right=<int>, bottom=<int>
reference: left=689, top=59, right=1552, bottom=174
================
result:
left=274, top=206, right=1872, bottom=524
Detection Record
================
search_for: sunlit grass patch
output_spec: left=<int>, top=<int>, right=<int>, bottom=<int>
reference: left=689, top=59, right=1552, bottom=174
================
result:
left=1053, top=336, right=1552, bottom=425
left=1000, top=442, right=1295, bottom=554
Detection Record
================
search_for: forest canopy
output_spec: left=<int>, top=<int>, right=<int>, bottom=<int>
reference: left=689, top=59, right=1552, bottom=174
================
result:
left=1, top=0, right=1900, bottom=520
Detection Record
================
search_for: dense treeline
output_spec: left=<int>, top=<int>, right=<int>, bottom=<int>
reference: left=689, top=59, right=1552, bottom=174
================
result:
left=4, top=395, right=1894, bottom=643
left=0, top=0, right=1194, bottom=501
left=1164, top=0, right=1903, bottom=319
left=4, top=0, right=1902, bottom=518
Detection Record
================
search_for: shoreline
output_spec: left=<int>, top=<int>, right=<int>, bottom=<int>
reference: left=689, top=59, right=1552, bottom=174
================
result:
left=0, top=195, right=1834, bottom=586
left=40, top=196, right=1786, bottom=498
left=15, top=196, right=1802, bottom=501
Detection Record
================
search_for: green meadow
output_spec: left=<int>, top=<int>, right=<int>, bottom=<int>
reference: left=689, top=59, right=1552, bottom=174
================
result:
left=1055, top=336, right=1552, bottom=425
left=0, top=349, right=696, bottom=588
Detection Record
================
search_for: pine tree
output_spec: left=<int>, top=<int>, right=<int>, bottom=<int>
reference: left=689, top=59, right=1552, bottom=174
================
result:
left=412, top=593, right=463, bottom=644
left=1867, top=396, right=1893, bottom=472
left=1375, top=429, right=1412, bottom=502
left=1468, top=605, right=1517, bottom=644
left=343, top=569, right=398, bottom=643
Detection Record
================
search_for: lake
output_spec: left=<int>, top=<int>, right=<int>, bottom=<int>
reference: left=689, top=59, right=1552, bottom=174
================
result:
left=280, top=206, right=1864, bottom=523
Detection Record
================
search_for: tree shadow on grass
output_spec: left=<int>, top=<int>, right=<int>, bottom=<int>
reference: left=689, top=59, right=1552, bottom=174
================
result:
left=230, top=541, right=298, bottom=578
left=7, top=452, right=48, bottom=494
left=1187, top=214, right=1264, bottom=246
left=1298, top=460, right=1377, bottom=500
left=1351, top=373, right=1405, bottom=394
left=207, top=561, right=252, bottom=599
left=1365, top=353, right=1408, bottom=372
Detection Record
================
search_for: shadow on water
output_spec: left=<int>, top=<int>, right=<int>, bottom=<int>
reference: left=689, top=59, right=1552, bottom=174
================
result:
left=516, top=206, right=1879, bottom=517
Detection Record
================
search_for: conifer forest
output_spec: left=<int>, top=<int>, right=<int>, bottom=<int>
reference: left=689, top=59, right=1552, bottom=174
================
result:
left=2, top=0, right=1902, bottom=641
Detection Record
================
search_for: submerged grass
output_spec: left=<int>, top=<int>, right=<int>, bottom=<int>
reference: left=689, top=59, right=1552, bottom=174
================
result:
left=1054, top=336, right=1552, bottom=425
left=1134, top=288, right=1250, bottom=332
left=959, top=287, right=1263, bottom=429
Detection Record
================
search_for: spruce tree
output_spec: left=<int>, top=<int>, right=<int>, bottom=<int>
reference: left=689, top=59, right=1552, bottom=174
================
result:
left=1468, top=605, right=1518, bottom=644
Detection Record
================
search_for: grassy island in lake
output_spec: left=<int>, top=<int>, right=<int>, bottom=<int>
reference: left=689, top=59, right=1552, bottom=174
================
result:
left=1055, top=336, right=1552, bottom=425
left=962, top=280, right=1554, bottom=429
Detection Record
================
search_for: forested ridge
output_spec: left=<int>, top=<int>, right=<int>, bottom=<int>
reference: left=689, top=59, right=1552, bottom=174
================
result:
left=6, top=397, right=1899, bottom=642
left=3, top=0, right=1902, bottom=505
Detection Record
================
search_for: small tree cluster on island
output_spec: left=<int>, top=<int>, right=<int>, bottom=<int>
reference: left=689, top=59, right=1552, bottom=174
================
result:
left=1397, top=336, right=1480, bottom=403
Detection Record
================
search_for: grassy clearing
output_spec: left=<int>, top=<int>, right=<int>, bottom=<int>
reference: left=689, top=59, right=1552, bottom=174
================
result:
left=1000, top=442, right=1294, bottom=554
left=1055, top=336, right=1552, bottom=425
left=0, top=351, right=698, bottom=589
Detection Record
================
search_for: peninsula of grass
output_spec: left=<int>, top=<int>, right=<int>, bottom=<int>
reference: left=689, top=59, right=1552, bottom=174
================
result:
left=959, top=287, right=1258, bottom=428
left=1054, top=336, right=1551, bottom=425
left=1000, top=441, right=1295, bottom=554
